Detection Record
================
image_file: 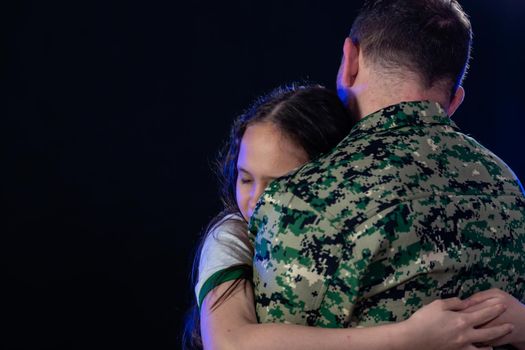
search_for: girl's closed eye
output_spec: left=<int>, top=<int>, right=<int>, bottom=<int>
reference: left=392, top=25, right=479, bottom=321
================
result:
left=238, top=169, right=253, bottom=185
left=239, top=176, right=252, bottom=184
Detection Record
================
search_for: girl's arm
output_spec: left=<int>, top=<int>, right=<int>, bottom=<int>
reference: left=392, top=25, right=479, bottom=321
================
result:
left=464, top=288, right=525, bottom=350
left=200, top=280, right=513, bottom=350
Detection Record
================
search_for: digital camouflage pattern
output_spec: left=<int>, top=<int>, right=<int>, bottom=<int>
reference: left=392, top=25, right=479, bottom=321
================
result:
left=249, top=101, right=525, bottom=329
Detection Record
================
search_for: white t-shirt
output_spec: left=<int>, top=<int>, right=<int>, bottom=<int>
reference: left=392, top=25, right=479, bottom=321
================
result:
left=195, top=214, right=253, bottom=307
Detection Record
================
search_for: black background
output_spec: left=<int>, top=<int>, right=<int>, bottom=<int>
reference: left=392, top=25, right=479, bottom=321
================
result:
left=3, top=1, right=524, bottom=349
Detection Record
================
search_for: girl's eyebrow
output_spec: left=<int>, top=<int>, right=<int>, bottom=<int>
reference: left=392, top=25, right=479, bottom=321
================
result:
left=237, top=167, right=249, bottom=174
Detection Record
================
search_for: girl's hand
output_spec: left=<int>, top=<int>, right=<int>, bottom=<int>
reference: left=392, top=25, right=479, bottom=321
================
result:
left=463, top=289, right=525, bottom=350
left=403, top=297, right=513, bottom=350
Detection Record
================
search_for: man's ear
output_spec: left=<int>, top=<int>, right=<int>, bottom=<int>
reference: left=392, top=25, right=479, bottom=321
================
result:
left=337, top=37, right=360, bottom=89
left=448, top=86, right=465, bottom=116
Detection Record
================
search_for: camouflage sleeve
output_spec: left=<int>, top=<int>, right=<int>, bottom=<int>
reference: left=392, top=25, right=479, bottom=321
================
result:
left=250, top=189, right=347, bottom=326
left=319, top=202, right=424, bottom=327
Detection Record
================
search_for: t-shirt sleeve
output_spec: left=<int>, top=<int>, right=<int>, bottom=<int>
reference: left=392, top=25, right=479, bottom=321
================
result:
left=195, top=216, right=253, bottom=308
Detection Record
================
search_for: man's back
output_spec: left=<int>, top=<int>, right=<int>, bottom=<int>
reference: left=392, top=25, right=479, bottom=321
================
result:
left=250, top=101, right=525, bottom=327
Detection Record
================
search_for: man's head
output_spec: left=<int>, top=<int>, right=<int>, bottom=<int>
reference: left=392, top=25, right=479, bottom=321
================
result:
left=337, top=0, right=472, bottom=118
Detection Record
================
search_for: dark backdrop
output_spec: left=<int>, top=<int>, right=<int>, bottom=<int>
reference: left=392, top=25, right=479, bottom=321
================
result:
left=3, top=1, right=524, bottom=349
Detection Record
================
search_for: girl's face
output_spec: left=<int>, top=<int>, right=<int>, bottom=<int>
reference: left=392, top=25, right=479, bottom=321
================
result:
left=236, top=122, right=309, bottom=222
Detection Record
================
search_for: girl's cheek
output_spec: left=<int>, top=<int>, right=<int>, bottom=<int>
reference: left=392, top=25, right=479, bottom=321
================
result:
left=235, top=186, right=249, bottom=220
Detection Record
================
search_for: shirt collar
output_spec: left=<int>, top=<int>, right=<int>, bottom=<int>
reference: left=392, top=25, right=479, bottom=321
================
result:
left=348, top=100, right=459, bottom=138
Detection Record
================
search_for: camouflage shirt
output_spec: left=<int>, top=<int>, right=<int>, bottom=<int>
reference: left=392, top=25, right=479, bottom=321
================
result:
left=249, top=100, right=525, bottom=328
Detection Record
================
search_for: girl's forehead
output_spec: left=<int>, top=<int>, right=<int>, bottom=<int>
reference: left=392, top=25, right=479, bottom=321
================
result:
left=237, top=123, right=308, bottom=176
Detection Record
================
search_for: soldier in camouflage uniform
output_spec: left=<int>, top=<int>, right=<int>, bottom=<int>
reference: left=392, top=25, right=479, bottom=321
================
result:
left=249, top=0, right=525, bottom=346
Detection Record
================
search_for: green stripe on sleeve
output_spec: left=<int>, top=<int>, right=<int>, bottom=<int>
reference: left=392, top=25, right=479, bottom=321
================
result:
left=198, top=265, right=251, bottom=308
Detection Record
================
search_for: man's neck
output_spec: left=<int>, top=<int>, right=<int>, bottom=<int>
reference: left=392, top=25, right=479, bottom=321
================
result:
left=350, top=75, right=450, bottom=121
left=356, top=96, right=446, bottom=121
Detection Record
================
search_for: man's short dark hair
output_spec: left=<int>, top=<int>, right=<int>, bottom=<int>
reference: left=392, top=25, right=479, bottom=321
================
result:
left=350, top=0, right=472, bottom=96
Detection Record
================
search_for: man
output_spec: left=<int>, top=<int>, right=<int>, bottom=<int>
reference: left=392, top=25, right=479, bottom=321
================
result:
left=250, top=0, right=525, bottom=339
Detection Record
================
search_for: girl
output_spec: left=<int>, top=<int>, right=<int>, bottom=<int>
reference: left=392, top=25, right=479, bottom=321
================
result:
left=184, top=84, right=522, bottom=350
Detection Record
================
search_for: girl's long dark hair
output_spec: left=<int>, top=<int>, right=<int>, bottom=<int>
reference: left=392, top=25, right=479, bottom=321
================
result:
left=182, top=83, right=354, bottom=349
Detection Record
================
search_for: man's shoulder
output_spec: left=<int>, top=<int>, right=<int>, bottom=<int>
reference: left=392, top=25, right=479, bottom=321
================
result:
left=261, top=121, right=524, bottom=225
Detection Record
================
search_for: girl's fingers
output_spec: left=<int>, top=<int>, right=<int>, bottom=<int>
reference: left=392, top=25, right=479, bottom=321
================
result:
left=462, top=297, right=502, bottom=313
left=489, top=333, right=515, bottom=347
left=470, top=323, right=514, bottom=344
left=465, top=303, right=506, bottom=327
left=441, top=295, right=499, bottom=312
left=467, top=289, right=503, bottom=304
left=460, top=296, right=498, bottom=311
left=442, top=297, right=465, bottom=311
